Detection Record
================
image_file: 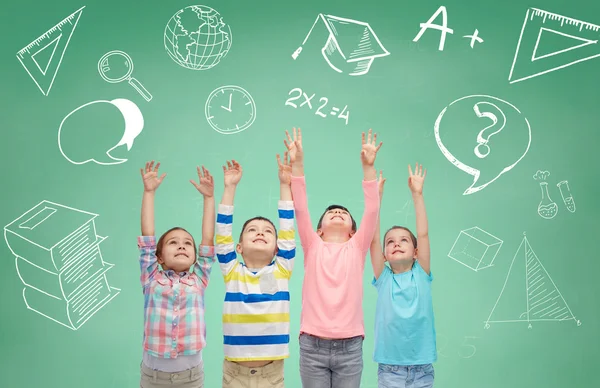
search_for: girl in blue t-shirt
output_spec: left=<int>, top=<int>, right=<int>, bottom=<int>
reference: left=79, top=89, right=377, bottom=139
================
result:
left=369, top=164, right=437, bottom=388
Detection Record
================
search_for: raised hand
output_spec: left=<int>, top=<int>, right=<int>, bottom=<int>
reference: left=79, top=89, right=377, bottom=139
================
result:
left=284, top=127, right=303, bottom=164
left=361, top=129, right=383, bottom=166
left=223, top=160, right=242, bottom=187
left=190, top=166, right=214, bottom=197
left=140, top=161, right=166, bottom=193
left=408, top=163, right=427, bottom=195
left=377, top=170, right=386, bottom=200
left=277, top=151, right=292, bottom=185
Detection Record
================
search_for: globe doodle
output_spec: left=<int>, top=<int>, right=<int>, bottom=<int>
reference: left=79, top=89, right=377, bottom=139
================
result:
left=164, top=5, right=232, bottom=70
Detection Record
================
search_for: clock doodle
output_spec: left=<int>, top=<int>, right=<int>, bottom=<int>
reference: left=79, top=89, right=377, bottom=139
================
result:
left=205, top=85, right=256, bottom=135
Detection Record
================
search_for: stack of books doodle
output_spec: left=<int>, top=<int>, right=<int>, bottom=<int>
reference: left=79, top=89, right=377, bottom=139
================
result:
left=4, top=200, right=120, bottom=330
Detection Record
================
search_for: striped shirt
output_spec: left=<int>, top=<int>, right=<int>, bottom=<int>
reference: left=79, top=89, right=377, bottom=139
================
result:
left=138, top=236, right=215, bottom=358
left=215, top=201, right=296, bottom=362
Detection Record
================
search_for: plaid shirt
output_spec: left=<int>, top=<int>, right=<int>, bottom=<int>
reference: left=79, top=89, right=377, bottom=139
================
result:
left=138, top=236, right=215, bottom=358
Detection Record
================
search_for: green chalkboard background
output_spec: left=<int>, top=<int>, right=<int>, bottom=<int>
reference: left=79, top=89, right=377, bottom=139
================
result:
left=1, top=0, right=599, bottom=386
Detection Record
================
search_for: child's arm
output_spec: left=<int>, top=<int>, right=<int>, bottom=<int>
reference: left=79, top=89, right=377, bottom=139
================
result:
left=140, top=161, right=166, bottom=236
left=370, top=171, right=386, bottom=280
left=190, top=166, right=217, bottom=287
left=409, top=163, right=431, bottom=274
left=351, top=130, right=382, bottom=252
left=277, top=151, right=293, bottom=202
left=286, top=128, right=318, bottom=251
left=139, top=161, right=166, bottom=286
left=215, top=160, right=243, bottom=276
left=190, top=166, right=216, bottom=247
left=275, top=152, right=295, bottom=277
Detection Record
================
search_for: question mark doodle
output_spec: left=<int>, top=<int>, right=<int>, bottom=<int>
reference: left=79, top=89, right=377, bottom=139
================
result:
left=473, top=102, right=506, bottom=158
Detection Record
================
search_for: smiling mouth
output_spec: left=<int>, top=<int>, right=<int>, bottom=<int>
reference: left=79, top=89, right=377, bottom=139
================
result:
left=253, top=238, right=267, bottom=244
left=175, top=253, right=189, bottom=258
left=331, top=216, right=343, bottom=220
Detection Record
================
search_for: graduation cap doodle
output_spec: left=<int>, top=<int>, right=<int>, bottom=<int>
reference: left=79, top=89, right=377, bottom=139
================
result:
left=292, top=14, right=390, bottom=76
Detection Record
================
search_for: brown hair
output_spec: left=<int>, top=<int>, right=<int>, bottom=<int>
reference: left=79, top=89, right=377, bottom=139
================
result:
left=383, top=226, right=417, bottom=248
left=156, top=227, right=197, bottom=258
left=317, top=205, right=357, bottom=232
left=239, top=217, right=277, bottom=242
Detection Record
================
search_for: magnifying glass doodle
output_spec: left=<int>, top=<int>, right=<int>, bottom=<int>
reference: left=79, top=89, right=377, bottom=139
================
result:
left=98, top=50, right=152, bottom=102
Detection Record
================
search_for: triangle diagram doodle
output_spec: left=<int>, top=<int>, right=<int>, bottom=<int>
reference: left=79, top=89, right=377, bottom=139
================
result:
left=485, top=233, right=580, bottom=328
left=532, top=28, right=597, bottom=61
left=508, top=8, right=600, bottom=84
left=16, top=6, right=85, bottom=96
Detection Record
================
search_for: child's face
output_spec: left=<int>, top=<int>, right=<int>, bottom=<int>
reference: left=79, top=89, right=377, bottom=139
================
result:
left=157, top=229, right=196, bottom=272
left=384, top=229, right=417, bottom=263
left=318, top=208, right=354, bottom=237
left=237, top=219, right=277, bottom=263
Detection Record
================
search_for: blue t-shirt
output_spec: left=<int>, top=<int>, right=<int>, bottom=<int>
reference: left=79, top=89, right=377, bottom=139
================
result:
left=372, top=261, right=437, bottom=365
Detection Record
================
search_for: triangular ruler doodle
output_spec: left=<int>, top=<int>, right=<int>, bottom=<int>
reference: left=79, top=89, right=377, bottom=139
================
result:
left=508, top=8, right=600, bottom=84
left=484, top=233, right=580, bottom=329
left=16, top=6, right=85, bottom=96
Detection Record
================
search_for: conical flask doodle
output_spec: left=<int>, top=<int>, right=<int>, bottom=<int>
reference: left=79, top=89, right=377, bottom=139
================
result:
left=557, top=181, right=576, bottom=213
left=537, top=181, right=558, bottom=219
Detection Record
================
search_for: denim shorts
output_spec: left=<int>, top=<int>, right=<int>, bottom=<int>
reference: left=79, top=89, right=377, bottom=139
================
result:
left=377, top=363, right=434, bottom=388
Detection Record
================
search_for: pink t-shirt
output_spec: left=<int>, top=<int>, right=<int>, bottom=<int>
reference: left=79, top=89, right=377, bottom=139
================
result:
left=290, top=175, right=380, bottom=339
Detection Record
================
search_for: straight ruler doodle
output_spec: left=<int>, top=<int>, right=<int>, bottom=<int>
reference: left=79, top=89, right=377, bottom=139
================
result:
left=16, top=6, right=85, bottom=96
left=508, top=7, right=600, bottom=84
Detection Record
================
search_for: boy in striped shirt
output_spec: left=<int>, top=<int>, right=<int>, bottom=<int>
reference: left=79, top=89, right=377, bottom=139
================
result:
left=216, top=157, right=296, bottom=388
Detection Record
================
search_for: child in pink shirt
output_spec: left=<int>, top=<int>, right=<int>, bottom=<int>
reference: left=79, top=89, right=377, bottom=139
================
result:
left=284, top=128, right=382, bottom=388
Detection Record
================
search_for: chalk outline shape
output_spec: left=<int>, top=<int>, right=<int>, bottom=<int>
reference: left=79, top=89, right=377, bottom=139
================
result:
left=532, top=28, right=596, bottom=61
left=533, top=170, right=559, bottom=219
left=16, top=6, right=85, bottom=96
left=205, top=85, right=256, bottom=135
left=557, top=180, right=576, bottom=213
left=447, top=226, right=503, bottom=272
left=434, top=95, right=532, bottom=195
left=163, top=5, right=232, bottom=70
left=57, top=98, right=144, bottom=165
left=291, top=13, right=390, bottom=76
left=508, top=8, right=600, bottom=84
left=536, top=181, right=558, bottom=219
left=484, top=233, right=580, bottom=329
left=394, top=199, right=415, bottom=226
left=4, top=200, right=121, bottom=330
left=98, top=50, right=153, bottom=102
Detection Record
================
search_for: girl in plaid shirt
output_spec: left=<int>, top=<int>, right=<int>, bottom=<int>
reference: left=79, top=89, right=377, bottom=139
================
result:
left=138, top=161, right=216, bottom=388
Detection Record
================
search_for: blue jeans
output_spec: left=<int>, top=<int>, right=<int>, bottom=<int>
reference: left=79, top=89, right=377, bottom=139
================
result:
left=299, top=333, right=363, bottom=388
left=378, top=364, right=434, bottom=388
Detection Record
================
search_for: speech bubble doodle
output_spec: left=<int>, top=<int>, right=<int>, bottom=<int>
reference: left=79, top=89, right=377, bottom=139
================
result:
left=434, top=95, right=531, bottom=195
left=58, top=98, right=144, bottom=165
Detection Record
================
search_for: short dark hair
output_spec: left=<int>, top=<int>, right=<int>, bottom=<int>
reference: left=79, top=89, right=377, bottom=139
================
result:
left=239, top=216, right=278, bottom=242
left=156, top=227, right=197, bottom=258
left=383, top=226, right=417, bottom=248
left=317, top=205, right=357, bottom=232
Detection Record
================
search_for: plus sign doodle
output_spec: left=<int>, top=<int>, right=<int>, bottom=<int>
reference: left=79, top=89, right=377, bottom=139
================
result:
left=413, top=6, right=484, bottom=50
left=267, top=186, right=280, bottom=210
left=463, top=29, right=484, bottom=48
left=395, top=199, right=415, bottom=225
